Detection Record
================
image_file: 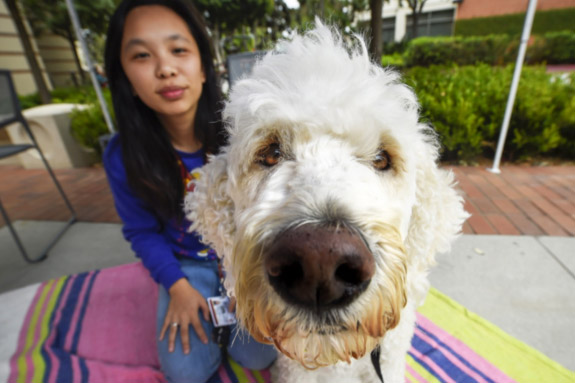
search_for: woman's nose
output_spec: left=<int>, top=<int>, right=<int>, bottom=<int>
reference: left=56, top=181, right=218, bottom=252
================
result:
left=156, top=59, right=176, bottom=79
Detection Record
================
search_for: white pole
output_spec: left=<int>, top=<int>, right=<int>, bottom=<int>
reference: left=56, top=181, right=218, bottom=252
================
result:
left=65, top=0, right=115, bottom=134
left=487, top=0, right=538, bottom=174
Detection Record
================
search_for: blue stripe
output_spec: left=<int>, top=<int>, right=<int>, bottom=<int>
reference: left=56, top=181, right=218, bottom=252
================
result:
left=79, top=357, right=90, bottom=383
left=71, top=270, right=100, bottom=353
left=408, top=350, right=448, bottom=383
left=411, top=334, right=478, bottom=383
left=56, top=272, right=89, bottom=383
left=41, top=276, right=71, bottom=382
left=417, top=323, right=495, bottom=383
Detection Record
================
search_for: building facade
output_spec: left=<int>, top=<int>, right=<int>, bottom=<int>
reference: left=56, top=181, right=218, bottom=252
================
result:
left=359, top=0, right=575, bottom=42
left=0, top=1, right=82, bottom=96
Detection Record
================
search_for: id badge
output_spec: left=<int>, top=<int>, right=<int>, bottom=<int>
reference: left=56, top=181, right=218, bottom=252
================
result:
left=207, top=296, right=237, bottom=328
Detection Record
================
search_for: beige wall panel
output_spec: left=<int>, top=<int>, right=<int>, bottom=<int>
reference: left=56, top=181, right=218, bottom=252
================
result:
left=50, top=73, right=79, bottom=87
left=0, top=18, right=17, bottom=34
left=2, top=36, right=24, bottom=51
left=40, top=49, right=76, bottom=60
left=0, top=54, right=30, bottom=70
left=12, top=72, right=37, bottom=95
left=37, top=35, right=70, bottom=48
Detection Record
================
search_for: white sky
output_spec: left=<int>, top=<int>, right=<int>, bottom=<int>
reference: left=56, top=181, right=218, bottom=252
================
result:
left=284, top=0, right=300, bottom=9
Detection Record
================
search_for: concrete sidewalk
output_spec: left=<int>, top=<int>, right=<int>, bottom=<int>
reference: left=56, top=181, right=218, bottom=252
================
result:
left=0, top=220, right=573, bottom=371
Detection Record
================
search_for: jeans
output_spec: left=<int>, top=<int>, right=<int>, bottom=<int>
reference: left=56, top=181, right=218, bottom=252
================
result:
left=157, top=258, right=277, bottom=383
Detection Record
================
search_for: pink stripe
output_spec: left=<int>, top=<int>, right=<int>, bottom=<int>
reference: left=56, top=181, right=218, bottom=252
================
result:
left=406, top=364, right=428, bottom=383
left=409, top=346, right=456, bottom=383
left=243, top=368, right=257, bottom=382
left=259, top=369, right=271, bottom=382
left=64, top=272, right=94, bottom=350
left=217, top=364, right=233, bottom=383
left=9, top=281, right=49, bottom=383
left=46, top=276, right=75, bottom=383
left=414, top=327, right=488, bottom=383
left=24, top=280, right=58, bottom=382
left=71, top=355, right=82, bottom=383
left=416, top=313, right=515, bottom=383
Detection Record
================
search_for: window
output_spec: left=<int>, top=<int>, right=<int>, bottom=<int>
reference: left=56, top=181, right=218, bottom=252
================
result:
left=406, top=9, right=455, bottom=39
left=382, top=16, right=396, bottom=43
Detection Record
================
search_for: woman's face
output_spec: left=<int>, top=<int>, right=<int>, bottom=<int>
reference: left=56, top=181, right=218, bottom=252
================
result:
left=120, top=5, right=205, bottom=122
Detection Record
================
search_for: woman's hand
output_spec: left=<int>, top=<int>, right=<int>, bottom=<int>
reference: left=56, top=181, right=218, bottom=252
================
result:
left=159, top=278, right=210, bottom=354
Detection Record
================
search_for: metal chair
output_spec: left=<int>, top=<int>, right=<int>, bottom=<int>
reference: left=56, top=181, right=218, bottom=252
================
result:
left=226, top=50, right=267, bottom=87
left=0, top=69, right=76, bottom=263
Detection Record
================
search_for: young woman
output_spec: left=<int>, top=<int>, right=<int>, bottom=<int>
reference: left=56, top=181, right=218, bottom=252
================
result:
left=103, top=1, right=276, bottom=381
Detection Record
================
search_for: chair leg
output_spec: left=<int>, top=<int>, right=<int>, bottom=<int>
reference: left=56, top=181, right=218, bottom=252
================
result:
left=0, top=147, right=77, bottom=263
left=0, top=199, right=47, bottom=263
left=35, top=147, right=77, bottom=218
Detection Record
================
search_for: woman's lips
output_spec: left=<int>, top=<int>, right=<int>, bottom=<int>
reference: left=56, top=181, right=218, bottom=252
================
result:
left=158, top=86, right=185, bottom=100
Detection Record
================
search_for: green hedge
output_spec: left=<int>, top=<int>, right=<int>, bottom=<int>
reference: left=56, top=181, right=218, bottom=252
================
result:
left=404, top=35, right=517, bottom=67
left=403, top=31, right=575, bottom=67
left=405, top=64, right=575, bottom=163
left=455, top=8, right=575, bottom=37
left=529, top=31, right=575, bottom=64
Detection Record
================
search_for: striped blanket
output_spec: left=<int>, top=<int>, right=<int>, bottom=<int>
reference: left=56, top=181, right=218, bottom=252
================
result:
left=3, top=262, right=573, bottom=383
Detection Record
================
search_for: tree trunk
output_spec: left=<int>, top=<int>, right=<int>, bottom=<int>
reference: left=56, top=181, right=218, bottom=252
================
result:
left=369, top=0, right=383, bottom=62
left=411, top=8, right=418, bottom=39
left=66, top=27, right=86, bottom=84
left=6, top=0, right=51, bottom=103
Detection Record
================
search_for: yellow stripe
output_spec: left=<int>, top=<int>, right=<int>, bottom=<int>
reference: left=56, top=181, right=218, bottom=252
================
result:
left=228, top=357, right=250, bottom=382
left=418, top=288, right=575, bottom=383
left=17, top=280, right=55, bottom=383
left=406, top=352, right=443, bottom=383
left=250, top=369, right=266, bottom=383
left=31, top=277, right=67, bottom=383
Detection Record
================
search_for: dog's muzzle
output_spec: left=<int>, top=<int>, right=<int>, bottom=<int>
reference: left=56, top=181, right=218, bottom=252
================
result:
left=265, top=224, right=375, bottom=311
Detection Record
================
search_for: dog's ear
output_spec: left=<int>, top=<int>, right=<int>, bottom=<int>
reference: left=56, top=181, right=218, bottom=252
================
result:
left=405, top=134, right=468, bottom=270
left=184, top=153, right=235, bottom=258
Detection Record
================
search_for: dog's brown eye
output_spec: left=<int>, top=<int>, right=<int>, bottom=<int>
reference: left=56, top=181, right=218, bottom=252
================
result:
left=258, top=143, right=282, bottom=167
left=373, top=150, right=391, bottom=171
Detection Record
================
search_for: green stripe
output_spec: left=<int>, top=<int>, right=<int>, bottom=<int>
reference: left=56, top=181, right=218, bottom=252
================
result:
left=31, top=277, right=67, bottom=383
left=17, top=280, right=54, bottom=383
left=406, top=352, right=443, bottom=383
left=250, top=369, right=266, bottom=383
left=228, top=358, right=250, bottom=382
left=418, top=288, right=575, bottom=383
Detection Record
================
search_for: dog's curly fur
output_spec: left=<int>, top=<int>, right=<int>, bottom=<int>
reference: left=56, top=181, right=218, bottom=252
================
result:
left=185, top=22, right=468, bottom=383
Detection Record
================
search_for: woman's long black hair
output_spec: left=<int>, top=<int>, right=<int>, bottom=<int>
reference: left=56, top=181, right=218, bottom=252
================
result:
left=104, top=0, right=226, bottom=221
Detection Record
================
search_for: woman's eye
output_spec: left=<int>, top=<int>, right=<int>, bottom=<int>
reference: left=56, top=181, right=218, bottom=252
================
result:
left=373, top=149, right=391, bottom=171
left=173, top=47, right=187, bottom=54
left=257, top=143, right=282, bottom=167
left=133, top=52, right=149, bottom=60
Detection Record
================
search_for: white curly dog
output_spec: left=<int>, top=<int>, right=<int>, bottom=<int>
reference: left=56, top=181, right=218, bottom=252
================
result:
left=185, top=22, right=467, bottom=383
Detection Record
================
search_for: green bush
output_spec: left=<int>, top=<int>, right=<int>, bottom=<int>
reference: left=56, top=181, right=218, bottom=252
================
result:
left=405, top=64, right=574, bottom=163
left=69, top=89, right=114, bottom=155
left=455, top=8, right=575, bottom=37
left=528, top=31, right=575, bottom=64
left=18, top=93, right=42, bottom=110
left=381, top=53, right=406, bottom=69
left=403, top=32, right=575, bottom=67
left=404, top=35, right=517, bottom=67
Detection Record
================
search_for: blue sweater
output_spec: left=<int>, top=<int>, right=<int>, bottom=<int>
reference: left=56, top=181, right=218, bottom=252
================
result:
left=104, top=134, right=215, bottom=291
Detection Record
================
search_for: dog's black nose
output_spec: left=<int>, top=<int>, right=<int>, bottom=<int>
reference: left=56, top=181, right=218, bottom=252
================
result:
left=265, top=224, right=374, bottom=310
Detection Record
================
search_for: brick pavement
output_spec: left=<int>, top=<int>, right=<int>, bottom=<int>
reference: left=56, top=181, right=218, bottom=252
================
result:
left=1, top=164, right=574, bottom=236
